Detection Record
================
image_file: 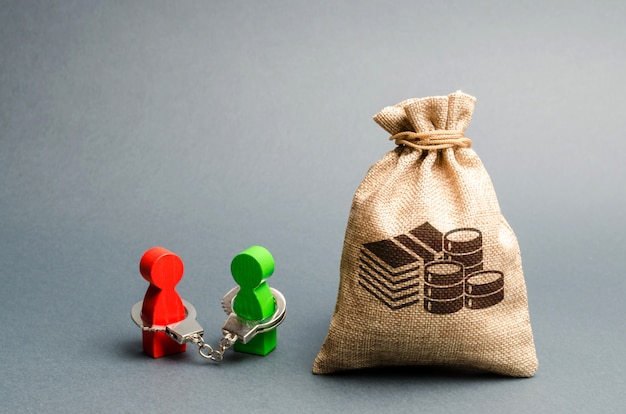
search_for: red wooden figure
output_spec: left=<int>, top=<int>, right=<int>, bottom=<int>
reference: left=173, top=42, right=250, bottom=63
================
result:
left=140, top=247, right=187, bottom=358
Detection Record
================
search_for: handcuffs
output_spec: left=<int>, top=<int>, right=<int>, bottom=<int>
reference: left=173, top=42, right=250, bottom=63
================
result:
left=131, top=287, right=286, bottom=362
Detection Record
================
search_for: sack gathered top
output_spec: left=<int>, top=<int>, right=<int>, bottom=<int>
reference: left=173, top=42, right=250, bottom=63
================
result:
left=313, top=91, right=538, bottom=377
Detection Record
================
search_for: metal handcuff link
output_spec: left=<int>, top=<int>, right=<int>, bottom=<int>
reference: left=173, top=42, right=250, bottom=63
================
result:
left=131, top=287, right=287, bottom=362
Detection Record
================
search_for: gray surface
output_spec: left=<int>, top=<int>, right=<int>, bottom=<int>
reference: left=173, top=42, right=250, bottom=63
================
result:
left=1, top=1, right=625, bottom=413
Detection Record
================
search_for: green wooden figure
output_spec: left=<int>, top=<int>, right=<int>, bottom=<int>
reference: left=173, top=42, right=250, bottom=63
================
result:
left=231, top=245, right=277, bottom=355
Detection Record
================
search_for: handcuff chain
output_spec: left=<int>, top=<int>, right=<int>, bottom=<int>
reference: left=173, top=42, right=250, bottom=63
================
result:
left=188, top=332, right=238, bottom=362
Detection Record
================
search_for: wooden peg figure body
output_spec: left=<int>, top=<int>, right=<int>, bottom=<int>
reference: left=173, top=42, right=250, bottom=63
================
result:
left=140, top=247, right=187, bottom=358
left=231, top=246, right=277, bottom=355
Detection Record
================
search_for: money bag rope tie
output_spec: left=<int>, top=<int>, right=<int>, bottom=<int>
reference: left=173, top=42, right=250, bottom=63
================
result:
left=390, top=130, right=472, bottom=150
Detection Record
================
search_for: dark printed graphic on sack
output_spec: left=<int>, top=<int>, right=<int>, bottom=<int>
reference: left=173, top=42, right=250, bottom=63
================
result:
left=358, top=222, right=504, bottom=312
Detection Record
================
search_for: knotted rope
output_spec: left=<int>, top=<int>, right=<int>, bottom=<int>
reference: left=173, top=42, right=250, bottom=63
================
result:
left=390, top=130, right=472, bottom=150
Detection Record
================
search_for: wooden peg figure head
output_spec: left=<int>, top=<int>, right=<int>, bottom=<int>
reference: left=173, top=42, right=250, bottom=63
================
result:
left=231, top=245, right=274, bottom=288
left=140, top=247, right=184, bottom=290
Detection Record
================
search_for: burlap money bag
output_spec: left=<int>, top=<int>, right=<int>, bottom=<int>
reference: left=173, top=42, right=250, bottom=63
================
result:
left=313, top=91, right=538, bottom=377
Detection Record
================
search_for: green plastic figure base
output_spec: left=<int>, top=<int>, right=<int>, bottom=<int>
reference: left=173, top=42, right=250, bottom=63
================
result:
left=234, top=329, right=277, bottom=356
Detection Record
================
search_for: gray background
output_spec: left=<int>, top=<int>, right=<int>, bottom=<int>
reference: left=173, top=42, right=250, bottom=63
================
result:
left=1, top=1, right=624, bottom=413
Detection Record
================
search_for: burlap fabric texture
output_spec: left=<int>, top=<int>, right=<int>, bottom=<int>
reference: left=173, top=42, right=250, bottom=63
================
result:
left=313, top=91, right=538, bottom=377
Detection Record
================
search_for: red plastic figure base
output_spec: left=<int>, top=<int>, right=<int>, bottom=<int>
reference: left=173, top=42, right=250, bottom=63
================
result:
left=142, top=331, right=186, bottom=358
